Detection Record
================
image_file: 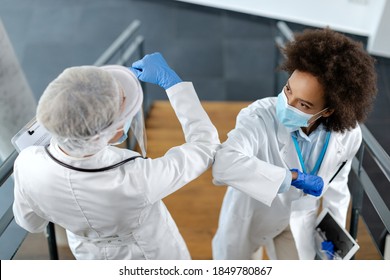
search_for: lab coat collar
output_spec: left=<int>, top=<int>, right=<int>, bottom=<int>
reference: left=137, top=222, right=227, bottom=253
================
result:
left=294, top=124, right=326, bottom=143
left=49, top=138, right=108, bottom=163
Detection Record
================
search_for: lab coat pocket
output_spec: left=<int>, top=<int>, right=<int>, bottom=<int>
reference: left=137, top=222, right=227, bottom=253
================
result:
left=75, top=233, right=147, bottom=260
left=103, top=233, right=147, bottom=260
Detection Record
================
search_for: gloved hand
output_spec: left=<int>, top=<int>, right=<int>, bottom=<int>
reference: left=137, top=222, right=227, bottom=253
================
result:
left=321, top=240, right=335, bottom=260
left=290, top=168, right=324, bottom=197
left=131, top=52, right=182, bottom=90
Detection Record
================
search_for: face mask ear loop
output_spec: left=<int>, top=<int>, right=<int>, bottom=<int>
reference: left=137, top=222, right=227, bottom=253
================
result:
left=308, top=107, right=329, bottom=125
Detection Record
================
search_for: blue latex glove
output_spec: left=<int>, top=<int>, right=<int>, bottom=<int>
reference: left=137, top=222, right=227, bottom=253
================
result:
left=290, top=168, right=324, bottom=197
left=321, top=241, right=335, bottom=260
left=131, top=52, right=182, bottom=90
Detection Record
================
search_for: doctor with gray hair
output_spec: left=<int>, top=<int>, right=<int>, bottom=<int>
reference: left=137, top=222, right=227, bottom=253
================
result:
left=13, top=52, right=220, bottom=260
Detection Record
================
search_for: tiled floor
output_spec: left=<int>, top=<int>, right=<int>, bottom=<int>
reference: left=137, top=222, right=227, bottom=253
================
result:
left=0, top=0, right=389, bottom=259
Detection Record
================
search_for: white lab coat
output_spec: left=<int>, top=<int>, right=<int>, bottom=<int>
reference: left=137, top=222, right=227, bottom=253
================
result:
left=13, top=82, right=220, bottom=260
left=212, top=97, right=361, bottom=260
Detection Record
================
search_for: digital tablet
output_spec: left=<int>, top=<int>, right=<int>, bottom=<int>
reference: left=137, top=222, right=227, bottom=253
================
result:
left=315, top=208, right=360, bottom=260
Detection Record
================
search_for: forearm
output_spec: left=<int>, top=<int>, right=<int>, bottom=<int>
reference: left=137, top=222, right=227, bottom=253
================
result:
left=166, top=82, right=220, bottom=145
left=212, top=144, right=286, bottom=206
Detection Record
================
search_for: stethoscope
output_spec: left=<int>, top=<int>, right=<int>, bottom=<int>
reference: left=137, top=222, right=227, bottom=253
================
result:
left=44, top=144, right=145, bottom=172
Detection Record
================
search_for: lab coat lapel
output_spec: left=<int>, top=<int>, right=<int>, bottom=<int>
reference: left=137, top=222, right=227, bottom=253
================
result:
left=316, top=132, right=344, bottom=185
left=277, top=124, right=303, bottom=202
left=277, top=124, right=301, bottom=170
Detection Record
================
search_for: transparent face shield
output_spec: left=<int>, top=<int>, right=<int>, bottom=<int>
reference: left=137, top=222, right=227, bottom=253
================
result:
left=100, top=65, right=147, bottom=157
left=126, top=108, right=147, bottom=157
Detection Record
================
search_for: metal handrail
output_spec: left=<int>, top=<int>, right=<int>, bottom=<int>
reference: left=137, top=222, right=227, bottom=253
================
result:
left=360, top=124, right=390, bottom=182
left=0, top=150, right=17, bottom=187
left=274, top=21, right=390, bottom=259
left=276, top=21, right=294, bottom=43
left=0, top=205, right=14, bottom=237
left=349, top=124, right=390, bottom=249
left=93, top=20, right=142, bottom=66
left=351, top=156, right=390, bottom=231
left=0, top=19, right=145, bottom=260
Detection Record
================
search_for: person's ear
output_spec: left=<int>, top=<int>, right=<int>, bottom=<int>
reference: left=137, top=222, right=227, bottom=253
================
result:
left=322, top=108, right=334, bottom=118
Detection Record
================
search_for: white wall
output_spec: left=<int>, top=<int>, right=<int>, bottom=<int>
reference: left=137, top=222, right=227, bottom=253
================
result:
left=367, top=0, right=390, bottom=57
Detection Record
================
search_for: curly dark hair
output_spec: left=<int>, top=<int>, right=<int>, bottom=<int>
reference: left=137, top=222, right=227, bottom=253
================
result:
left=280, top=28, right=377, bottom=133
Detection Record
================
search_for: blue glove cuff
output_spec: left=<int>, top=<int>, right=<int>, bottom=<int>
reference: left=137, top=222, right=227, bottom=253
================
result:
left=161, top=70, right=182, bottom=90
left=290, top=168, right=304, bottom=188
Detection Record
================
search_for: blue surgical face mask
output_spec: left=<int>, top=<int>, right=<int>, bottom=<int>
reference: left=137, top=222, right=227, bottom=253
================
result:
left=276, top=90, right=327, bottom=130
left=111, top=118, right=132, bottom=145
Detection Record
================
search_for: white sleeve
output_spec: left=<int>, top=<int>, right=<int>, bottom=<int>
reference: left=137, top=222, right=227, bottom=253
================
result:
left=212, top=106, right=286, bottom=206
left=142, top=82, right=220, bottom=204
left=13, top=157, right=49, bottom=233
